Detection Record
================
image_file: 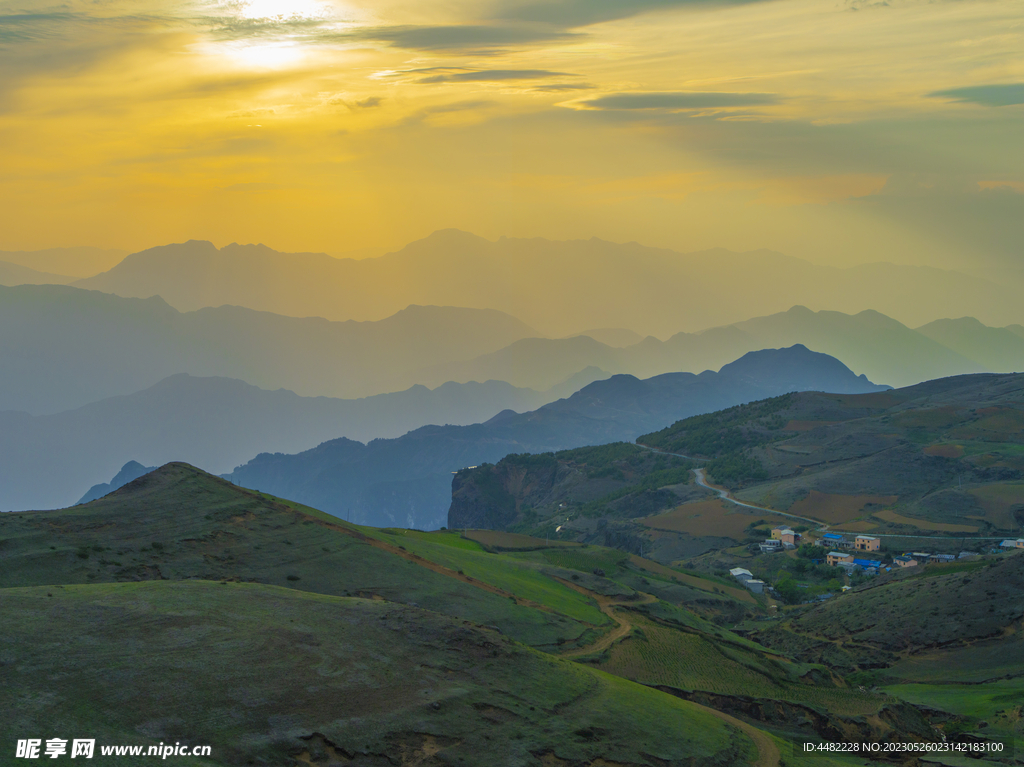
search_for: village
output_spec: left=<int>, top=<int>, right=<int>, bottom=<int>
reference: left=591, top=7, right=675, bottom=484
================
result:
left=728, top=525, right=1024, bottom=601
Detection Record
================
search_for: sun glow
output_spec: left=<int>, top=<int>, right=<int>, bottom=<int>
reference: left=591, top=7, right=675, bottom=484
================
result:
left=229, top=40, right=306, bottom=68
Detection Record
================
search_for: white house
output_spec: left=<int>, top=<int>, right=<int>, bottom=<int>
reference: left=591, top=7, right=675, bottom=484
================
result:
left=730, top=567, right=753, bottom=582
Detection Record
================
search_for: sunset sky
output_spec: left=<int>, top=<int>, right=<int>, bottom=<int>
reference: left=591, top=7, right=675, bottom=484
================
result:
left=0, top=0, right=1021, bottom=271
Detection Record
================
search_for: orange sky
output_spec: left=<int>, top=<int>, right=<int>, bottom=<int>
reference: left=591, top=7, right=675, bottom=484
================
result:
left=0, top=0, right=1021, bottom=272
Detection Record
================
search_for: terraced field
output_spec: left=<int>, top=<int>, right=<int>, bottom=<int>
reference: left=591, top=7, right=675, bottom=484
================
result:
left=788, top=491, right=897, bottom=525
left=642, top=499, right=792, bottom=539
left=970, top=483, right=1024, bottom=529
left=872, top=508, right=980, bottom=533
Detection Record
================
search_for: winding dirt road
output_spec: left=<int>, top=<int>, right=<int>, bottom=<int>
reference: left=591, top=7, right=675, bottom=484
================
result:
left=552, top=577, right=657, bottom=658
left=555, top=576, right=779, bottom=767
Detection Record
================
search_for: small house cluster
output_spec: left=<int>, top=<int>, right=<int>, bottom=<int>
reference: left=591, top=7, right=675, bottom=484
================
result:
left=999, top=539, right=1024, bottom=550
left=816, top=533, right=880, bottom=552
left=759, top=526, right=800, bottom=553
left=729, top=567, right=766, bottom=594
left=825, top=551, right=883, bottom=575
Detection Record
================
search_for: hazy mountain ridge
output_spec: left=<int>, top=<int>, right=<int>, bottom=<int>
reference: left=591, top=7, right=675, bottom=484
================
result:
left=0, top=260, right=74, bottom=286
left=4, top=284, right=1019, bottom=420
left=415, top=306, right=995, bottom=391
left=72, top=230, right=1023, bottom=336
left=0, top=246, right=127, bottom=279
left=0, top=373, right=576, bottom=512
left=225, top=345, right=886, bottom=530
left=0, top=285, right=541, bottom=413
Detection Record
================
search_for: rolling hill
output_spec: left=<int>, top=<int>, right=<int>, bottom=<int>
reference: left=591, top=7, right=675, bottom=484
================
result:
left=2, top=461, right=943, bottom=763
left=73, top=230, right=1023, bottom=337
left=0, top=464, right=758, bottom=766
left=224, top=345, right=886, bottom=530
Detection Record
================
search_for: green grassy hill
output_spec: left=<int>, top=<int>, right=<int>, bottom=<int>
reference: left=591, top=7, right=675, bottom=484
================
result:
left=0, top=461, right=944, bottom=765
left=1, top=464, right=763, bottom=765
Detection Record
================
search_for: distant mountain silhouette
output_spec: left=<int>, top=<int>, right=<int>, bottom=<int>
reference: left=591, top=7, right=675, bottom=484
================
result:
left=915, top=317, right=1024, bottom=374
left=224, top=345, right=888, bottom=530
left=413, top=306, right=992, bottom=391
left=78, top=461, right=155, bottom=504
left=0, top=374, right=579, bottom=512
left=0, top=260, right=73, bottom=287
left=0, top=246, right=126, bottom=279
left=5, top=285, right=1014, bottom=417
left=0, top=285, right=541, bottom=414
left=74, top=231, right=1021, bottom=337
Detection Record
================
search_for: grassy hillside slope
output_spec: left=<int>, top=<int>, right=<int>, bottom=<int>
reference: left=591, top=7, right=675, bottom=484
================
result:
left=2, top=462, right=942, bottom=764
left=2, top=581, right=747, bottom=767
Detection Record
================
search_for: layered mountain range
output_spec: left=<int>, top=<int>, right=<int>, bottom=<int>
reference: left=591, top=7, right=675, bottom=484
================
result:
left=223, top=345, right=887, bottom=530
left=5, top=283, right=1023, bottom=420
left=0, top=374, right=576, bottom=512
left=72, top=231, right=1023, bottom=336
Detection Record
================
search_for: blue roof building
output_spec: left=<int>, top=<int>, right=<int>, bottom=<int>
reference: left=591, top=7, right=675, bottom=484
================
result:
left=853, top=558, right=882, bottom=568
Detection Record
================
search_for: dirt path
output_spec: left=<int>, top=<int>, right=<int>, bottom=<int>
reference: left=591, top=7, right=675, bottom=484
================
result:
left=550, top=577, right=656, bottom=658
left=554, top=576, right=779, bottom=767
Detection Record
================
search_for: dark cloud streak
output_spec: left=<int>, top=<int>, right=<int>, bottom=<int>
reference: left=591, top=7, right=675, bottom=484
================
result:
left=498, top=0, right=760, bottom=28
left=929, top=83, right=1024, bottom=107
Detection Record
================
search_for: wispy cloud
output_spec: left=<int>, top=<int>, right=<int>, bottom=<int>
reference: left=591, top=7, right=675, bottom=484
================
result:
left=928, top=83, right=1024, bottom=107
left=352, top=24, right=576, bottom=51
left=532, top=82, right=595, bottom=92
left=574, top=91, right=779, bottom=110
left=417, top=69, right=574, bottom=84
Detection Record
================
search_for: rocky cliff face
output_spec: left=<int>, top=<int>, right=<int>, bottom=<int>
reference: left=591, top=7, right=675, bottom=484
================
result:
left=446, top=444, right=693, bottom=532
left=448, top=456, right=569, bottom=530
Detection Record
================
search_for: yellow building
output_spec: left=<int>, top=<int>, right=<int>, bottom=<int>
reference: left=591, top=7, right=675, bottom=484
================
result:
left=855, top=535, right=880, bottom=552
left=772, top=526, right=796, bottom=544
left=827, top=551, right=854, bottom=566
